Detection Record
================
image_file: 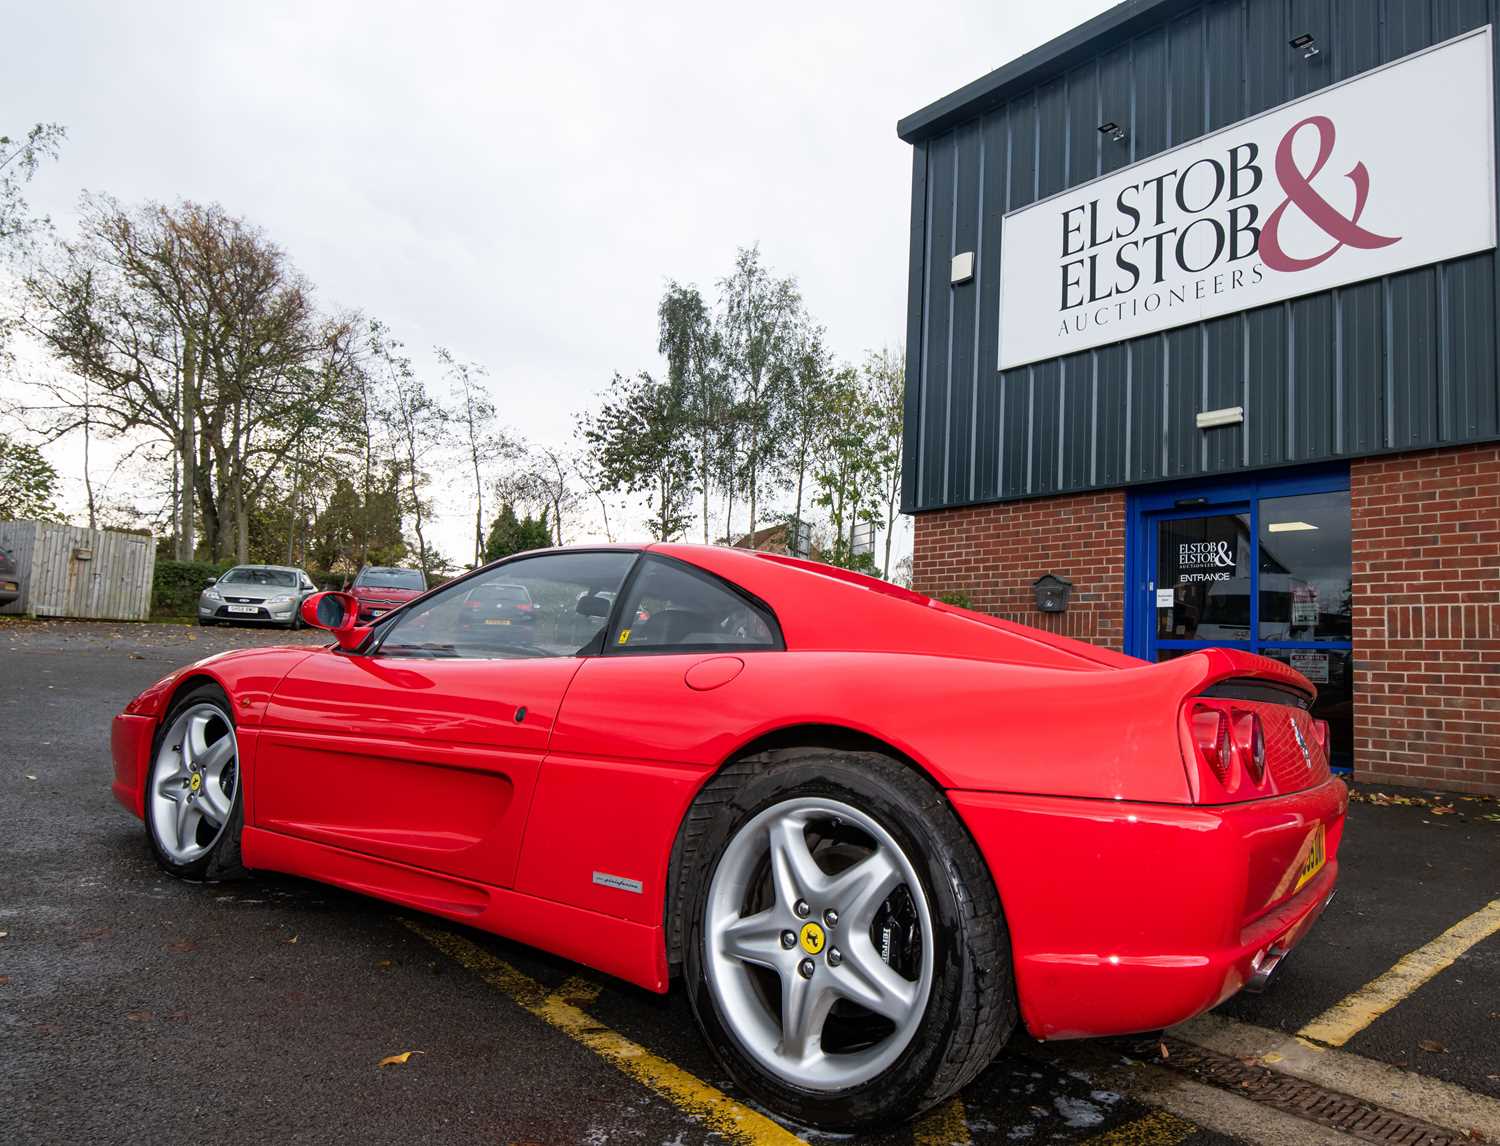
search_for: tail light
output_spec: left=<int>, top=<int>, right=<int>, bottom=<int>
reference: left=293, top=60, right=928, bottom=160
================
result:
left=1188, top=702, right=1269, bottom=794
left=1190, top=706, right=1232, bottom=782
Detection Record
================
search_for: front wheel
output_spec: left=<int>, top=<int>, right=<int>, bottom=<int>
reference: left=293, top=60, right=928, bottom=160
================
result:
left=144, top=684, right=246, bottom=881
left=678, top=749, right=1016, bottom=1130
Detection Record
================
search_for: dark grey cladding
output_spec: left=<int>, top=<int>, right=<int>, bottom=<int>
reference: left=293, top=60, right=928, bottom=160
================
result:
left=899, top=0, right=1500, bottom=513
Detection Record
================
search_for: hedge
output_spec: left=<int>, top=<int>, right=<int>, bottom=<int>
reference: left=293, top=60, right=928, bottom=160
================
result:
left=152, top=560, right=236, bottom=618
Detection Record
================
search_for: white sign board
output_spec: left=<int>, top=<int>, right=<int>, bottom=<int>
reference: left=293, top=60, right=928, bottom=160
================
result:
left=1290, top=651, right=1330, bottom=685
left=997, top=28, right=1497, bottom=370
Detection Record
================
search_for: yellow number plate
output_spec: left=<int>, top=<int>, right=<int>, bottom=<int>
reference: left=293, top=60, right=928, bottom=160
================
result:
left=1294, top=823, right=1327, bottom=893
left=484, top=618, right=511, bottom=625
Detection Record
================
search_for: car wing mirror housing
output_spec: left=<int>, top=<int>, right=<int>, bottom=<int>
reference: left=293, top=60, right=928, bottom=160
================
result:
left=300, top=591, right=370, bottom=650
left=576, top=593, right=612, bottom=619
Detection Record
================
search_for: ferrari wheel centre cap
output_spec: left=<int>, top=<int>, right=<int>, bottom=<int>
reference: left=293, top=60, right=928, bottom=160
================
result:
left=189, top=773, right=202, bottom=793
left=799, top=921, right=825, bottom=955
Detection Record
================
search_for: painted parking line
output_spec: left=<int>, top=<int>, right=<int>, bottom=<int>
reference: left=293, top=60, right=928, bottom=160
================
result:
left=1080, top=1109, right=1196, bottom=1145
left=1297, top=897, right=1500, bottom=1048
left=911, top=1096, right=971, bottom=1145
left=1172, top=1013, right=1500, bottom=1142
left=402, top=919, right=807, bottom=1146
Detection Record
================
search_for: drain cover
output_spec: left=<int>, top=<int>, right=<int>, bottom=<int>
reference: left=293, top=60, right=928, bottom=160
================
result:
left=1129, top=1035, right=1466, bottom=1146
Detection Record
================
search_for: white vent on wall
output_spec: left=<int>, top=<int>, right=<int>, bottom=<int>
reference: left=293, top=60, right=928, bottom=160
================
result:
left=950, top=251, right=974, bottom=285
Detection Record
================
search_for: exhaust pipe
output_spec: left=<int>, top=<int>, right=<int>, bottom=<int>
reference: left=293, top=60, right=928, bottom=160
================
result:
left=1245, top=888, right=1336, bottom=993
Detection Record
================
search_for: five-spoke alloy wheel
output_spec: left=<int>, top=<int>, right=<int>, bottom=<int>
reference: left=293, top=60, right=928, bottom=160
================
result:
left=704, top=796, right=934, bottom=1090
left=145, top=685, right=246, bottom=880
left=679, top=748, right=1016, bottom=1130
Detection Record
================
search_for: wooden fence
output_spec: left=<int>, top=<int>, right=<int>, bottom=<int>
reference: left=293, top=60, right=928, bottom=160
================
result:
left=0, top=521, right=156, bottom=621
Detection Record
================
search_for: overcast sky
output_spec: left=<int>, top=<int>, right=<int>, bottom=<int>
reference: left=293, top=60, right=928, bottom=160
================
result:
left=5, top=0, right=1115, bottom=561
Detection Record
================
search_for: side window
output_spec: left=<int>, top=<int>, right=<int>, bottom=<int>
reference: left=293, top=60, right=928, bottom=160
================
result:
left=378, top=551, right=637, bottom=659
left=609, top=557, right=780, bottom=653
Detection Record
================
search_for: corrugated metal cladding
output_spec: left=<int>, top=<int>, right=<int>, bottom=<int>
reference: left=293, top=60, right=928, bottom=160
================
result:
left=899, top=0, right=1500, bottom=513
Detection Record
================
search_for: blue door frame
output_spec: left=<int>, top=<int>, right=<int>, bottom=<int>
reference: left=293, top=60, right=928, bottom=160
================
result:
left=1124, top=464, right=1352, bottom=670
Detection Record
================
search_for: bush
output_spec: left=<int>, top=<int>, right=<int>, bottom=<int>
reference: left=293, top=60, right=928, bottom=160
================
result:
left=152, top=559, right=234, bottom=618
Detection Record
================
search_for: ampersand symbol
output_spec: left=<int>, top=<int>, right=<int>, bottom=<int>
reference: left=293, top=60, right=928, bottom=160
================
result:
left=1259, top=115, right=1400, bottom=273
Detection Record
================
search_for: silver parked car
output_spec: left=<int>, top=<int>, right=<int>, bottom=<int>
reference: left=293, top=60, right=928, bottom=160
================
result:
left=198, top=565, right=318, bottom=629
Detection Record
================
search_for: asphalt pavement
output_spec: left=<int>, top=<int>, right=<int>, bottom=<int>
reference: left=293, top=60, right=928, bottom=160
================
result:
left=2, top=618, right=1497, bottom=1145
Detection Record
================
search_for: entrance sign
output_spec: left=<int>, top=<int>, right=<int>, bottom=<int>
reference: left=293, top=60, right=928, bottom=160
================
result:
left=997, top=28, right=1496, bottom=370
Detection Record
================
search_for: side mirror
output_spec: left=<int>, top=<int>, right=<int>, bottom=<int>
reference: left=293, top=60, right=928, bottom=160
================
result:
left=204, top=578, right=218, bottom=588
left=576, top=593, right=612, bottom=619
left=300, top=591, right=369, bottom=651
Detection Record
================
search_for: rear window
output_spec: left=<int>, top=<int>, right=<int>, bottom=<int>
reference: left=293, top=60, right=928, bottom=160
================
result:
left=474, top=583, right=531, bottom=604
left=357, top=569, right=426, bottom=590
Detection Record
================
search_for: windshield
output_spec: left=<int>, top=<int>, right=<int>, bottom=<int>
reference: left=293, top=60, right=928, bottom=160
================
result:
left=220, top=568, right=297, bottom=588
left=357, top=569, right=425, bottom=590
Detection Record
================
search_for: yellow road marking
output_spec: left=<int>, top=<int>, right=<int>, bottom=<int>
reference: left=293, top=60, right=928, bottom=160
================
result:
left=402, top=919, right=807, bottom=1146
left=1297, top=897, right=1500, bottom=1047
left=912, top=1096, right=971, bottom=1145
left=1082, top=1109, right=1197, bottom=1145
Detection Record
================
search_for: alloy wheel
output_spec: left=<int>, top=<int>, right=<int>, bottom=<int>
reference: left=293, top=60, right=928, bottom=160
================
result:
left=703, top=795, right=934, bottom=1091
left=148, top=702, right=239, bottom=864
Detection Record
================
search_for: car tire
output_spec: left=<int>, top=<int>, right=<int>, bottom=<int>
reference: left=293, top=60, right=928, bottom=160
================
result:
left=676, top=748, right=1016, bottom=1130
left=143, top=683, right=247, bottom=882
left=197, top=618, right=215, bottom=627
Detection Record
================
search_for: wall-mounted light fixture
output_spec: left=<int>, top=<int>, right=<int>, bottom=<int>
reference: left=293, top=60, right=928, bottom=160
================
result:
left=1290, top=33, right=1319, bottom=60
left=1097, top=120, right=1127, bottom=143
left=950, top=251, right=975, bottom=285
left=1195, top=405, right=1245, bottom=430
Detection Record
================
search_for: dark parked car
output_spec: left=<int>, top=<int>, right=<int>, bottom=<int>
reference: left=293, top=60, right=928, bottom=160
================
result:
left=0, top=545, right=19, bottom=610
left=349, top=566, right=428, bottom=622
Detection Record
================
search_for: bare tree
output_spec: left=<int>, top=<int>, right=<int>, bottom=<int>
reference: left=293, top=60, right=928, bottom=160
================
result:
left=369, top=323, right=449, bottom=577
left=439, top=347, right=517, bottom=567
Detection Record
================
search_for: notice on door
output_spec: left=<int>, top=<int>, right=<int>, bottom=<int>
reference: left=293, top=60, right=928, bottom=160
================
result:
left=1290, top=650, right=1330, bottom=684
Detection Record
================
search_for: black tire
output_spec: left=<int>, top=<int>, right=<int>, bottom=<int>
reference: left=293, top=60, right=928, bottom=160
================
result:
left=676, top=748, right=1016, bottom=1130
left=144, top=683, right=247, bottom=882
left=197, top=617, right=215, bottom=627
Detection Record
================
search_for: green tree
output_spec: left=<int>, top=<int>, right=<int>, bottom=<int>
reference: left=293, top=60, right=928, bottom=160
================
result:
left=0, top=123, right=64, bottom=252
left=718, top=246, right=803, bottom=543
left=658, top=281, right=725, bottom=543
left=862, top=345, right=906, bottom=578
left=484, top=501, right=551, bottom=562
left=0, top=432, right=60, bottom=521
left=812, top=365, right=881, bottom=567
left=580, top=371, right=695, bottom=541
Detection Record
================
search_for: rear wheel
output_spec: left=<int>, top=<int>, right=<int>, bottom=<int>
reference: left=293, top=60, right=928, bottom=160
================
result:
left=144, top=684, right=246, bottom=881
left=677, top=749, right=1015, bottom=1129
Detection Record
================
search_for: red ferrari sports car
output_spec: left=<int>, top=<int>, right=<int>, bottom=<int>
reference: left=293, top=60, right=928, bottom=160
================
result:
left=110, top=544, right=1344, bottom=1129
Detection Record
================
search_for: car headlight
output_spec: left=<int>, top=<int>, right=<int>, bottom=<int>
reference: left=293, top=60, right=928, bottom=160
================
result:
left=204, top=589, right=222, bottom=601
left=267, top=595, right=295, bottom=606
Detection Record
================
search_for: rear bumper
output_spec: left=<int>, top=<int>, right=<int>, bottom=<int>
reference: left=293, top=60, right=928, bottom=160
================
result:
left=951, top=776, right=1347, bottom=1040
left=110, top=712, right=156, bottom=819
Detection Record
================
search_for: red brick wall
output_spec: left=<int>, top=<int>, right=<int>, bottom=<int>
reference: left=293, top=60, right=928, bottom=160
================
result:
left=1352, top=445, right=1500, bottom=796
left=911, top=491, right=1126, bottom=649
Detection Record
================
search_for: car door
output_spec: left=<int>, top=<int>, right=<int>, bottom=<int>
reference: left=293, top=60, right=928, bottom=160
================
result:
left=514, top=554, right=783, bottom=921
left=256, top=550, right=638, bottom=887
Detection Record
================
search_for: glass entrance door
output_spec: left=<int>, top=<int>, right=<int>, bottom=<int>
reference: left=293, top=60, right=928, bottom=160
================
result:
left=1133, top=472, right=1353, bottom=772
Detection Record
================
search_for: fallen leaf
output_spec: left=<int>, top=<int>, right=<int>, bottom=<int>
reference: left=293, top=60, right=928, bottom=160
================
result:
left=284, top=935, right=298, bottom=945
left=125, top=1010, right=152, bottom=1022
left=378, top=1050, right=423, bottom=1068
left=1430, top=804, right=1456, bottom=816
left=375, top=959, right=394, bottom=971
left=24, top=774, right=36, bottom=781
left=0, top=930, right=8, bottom=939
left=1158, top=1040, right=1170, bottom=1060
left=0, top=976, right=10, bottom=986
left=165, top=939, right=198, bottom=954
left=1418, top=1039, right=1448, bottom=1054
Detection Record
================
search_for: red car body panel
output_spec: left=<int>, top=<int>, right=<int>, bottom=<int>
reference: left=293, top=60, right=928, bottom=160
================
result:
left=111, top=543, right=1345, bottom=1037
